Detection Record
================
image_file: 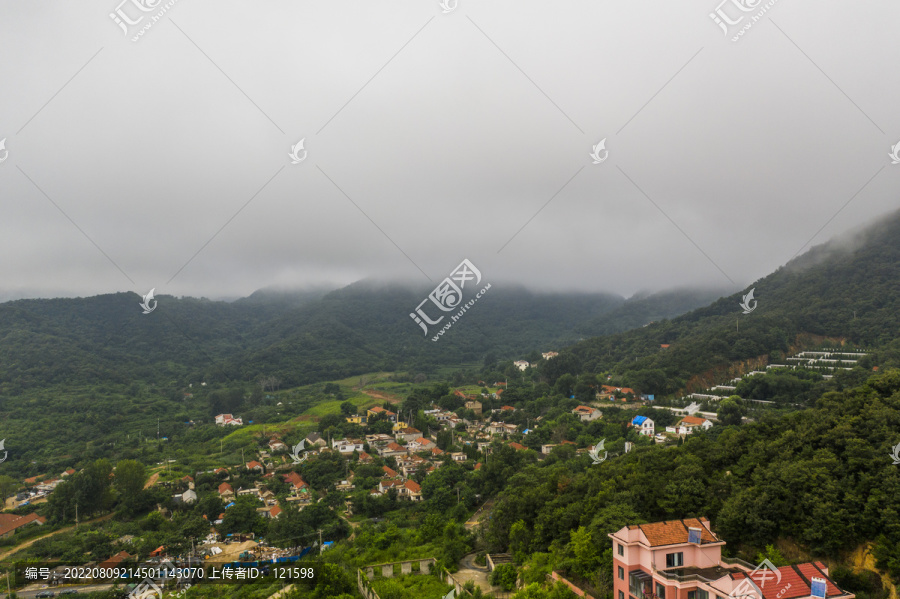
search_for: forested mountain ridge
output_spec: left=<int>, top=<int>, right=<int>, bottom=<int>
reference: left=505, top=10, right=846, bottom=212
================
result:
left=548, top=208, right=900, bottom=396
left=0, top=281, right=727, bottom=395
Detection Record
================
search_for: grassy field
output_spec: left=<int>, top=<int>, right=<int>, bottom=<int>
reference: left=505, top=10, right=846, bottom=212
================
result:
left=370, top=572, right=454, bottom=599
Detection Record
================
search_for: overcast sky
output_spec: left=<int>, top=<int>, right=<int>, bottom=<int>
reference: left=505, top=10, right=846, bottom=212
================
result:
left=1, top=0, right=898, bottom=302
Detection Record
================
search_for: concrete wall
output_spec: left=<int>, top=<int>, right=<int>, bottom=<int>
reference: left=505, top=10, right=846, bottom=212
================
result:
left=358, top=558, right=472, bottom=599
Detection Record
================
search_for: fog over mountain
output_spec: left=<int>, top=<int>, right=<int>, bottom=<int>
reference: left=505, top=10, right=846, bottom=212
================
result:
left=2, top=1, right=899, bottom=301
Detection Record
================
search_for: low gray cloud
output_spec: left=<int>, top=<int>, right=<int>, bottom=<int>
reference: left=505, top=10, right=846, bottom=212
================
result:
left=1, top=0, right=897, bottom=301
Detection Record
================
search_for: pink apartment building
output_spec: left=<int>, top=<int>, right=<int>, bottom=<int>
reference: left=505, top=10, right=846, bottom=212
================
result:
left=609, top=518, right=853, bottom=599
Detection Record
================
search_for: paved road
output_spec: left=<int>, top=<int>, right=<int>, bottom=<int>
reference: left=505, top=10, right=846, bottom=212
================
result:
left=0, top=583, right=114, bottom=599
left=454, top=553, right=492, bottom=594
left=465, top=499, right=494, bottom=530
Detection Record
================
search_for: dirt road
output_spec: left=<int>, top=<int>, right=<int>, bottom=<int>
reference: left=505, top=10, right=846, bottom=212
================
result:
left=361, top=389, right=402, bottom=405
left=0, top=513, right=114, bottom=562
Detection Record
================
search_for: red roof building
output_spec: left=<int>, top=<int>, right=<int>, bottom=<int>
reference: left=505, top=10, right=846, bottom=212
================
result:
left=0, top=513, right=46, bottom=538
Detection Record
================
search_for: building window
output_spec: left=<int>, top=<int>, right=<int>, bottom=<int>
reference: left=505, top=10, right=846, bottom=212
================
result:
left=688, top=592, right=696, bottom=599
left=620, top=592, right=625, bottom=599
left=665, top=552, right=684, bottom=568
left=656, top=584, right=666, bottom=599
left=619, top=566, right=625, bottom=580
left=697, top=590, right=708, bottom=599
left=619, top=543, right=625, bottom=556
left=629, top=571, right=651, bottom=598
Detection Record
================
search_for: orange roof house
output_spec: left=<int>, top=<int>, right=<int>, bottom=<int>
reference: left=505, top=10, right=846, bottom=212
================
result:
left=99, top=551, right=132, bottom=569
left=0, top=513, right=46, bottom=538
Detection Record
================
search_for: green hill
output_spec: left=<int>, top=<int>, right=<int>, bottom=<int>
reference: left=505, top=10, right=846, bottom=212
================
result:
left=549, top=208, right=900, bottom=396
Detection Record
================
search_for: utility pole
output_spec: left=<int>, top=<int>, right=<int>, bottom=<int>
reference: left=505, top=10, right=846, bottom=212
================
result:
left=75, top=502, right=79, bottom=528
left=318, top=529, right=323, bottom=554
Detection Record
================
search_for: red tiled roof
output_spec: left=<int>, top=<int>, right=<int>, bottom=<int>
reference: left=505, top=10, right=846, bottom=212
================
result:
left=634, top=518, right=718, bottom=547
left=385, top=442, right=404, bottom=451
left=509, top=442, right=526, bottom=450
left=382, top=466, right=399, bottom=478
left=246, top=461, right=263, bottom=469
left=474, top=463, right=482, bottom=470
left=732, top=563, right=846, bottom=599
left=283, top=472, right=308, bottom=488
left=0, top=513, right=46, bottom=537
left=218, top=482, right=233, bottom=494
left=680, top=416, right=707, bottom=425
left=270, top=505, right=282, bottom=518
left=404, top=480, right=421, bottom=493
left=99, top=551, right=131, bottom=569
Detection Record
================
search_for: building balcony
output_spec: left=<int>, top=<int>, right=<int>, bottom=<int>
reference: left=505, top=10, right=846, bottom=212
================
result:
left=653, top=564, right=744, bottom=584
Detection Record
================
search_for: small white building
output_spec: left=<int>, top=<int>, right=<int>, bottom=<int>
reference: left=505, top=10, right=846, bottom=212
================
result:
left=631, top=415, right=655, bottom=436
left=513, top=360, right=530, bottom=371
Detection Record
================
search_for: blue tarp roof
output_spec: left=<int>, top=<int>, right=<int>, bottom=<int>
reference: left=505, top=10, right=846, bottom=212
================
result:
left=632, top=416, right=648, bottom=425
